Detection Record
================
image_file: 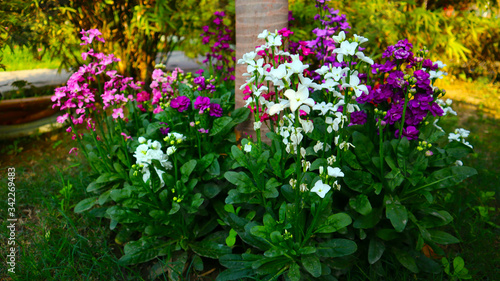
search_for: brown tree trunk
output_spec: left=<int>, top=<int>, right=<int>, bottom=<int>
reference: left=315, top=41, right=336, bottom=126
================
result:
left=235, top=0, right=289, bottom=141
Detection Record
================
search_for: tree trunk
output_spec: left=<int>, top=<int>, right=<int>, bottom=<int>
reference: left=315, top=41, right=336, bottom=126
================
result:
left=235, top=0, right=288, bottom=141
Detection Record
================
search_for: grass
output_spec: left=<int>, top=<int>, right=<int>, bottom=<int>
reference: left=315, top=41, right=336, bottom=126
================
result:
left=0, top=130, right=148, bottom=280
left=0, top=45, right=63, bottom=72
left=0, top=76, right=498, bottom=280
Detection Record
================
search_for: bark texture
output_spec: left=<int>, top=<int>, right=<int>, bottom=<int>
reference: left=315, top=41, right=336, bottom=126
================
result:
left=235, top=0, right=289, bottom=141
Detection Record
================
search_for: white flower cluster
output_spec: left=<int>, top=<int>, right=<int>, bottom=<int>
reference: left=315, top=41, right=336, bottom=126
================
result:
left=448, top=128, right=473, bottom=149
left=311, top=166, right=345, bottom=198
left=436, top=98, right=457, bottom=116
left=133, top=137, right=173, bottom=187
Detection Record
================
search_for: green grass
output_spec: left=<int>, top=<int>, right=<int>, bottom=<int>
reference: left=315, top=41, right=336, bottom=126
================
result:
left=0, top=130, right=148, bottom=280
left=0, top=45, right=62, bottom=72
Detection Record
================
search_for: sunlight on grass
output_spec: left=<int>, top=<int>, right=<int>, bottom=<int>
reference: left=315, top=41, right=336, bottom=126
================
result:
left=1, top=46, right=62, bottom=72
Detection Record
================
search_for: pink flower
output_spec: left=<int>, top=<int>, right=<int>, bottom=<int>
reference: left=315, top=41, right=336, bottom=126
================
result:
left=121, top=132, right=132, bottom=141
left=112, top=108, right=124, bottom=119
left=69, top=147, right=79, bottom=156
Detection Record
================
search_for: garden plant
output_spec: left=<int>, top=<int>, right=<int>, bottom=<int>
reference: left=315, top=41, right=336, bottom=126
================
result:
left=49, top=2, right=480, bottom=280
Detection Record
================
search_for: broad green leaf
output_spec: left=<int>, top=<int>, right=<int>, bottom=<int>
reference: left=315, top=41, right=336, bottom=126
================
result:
left=316, top=213, right=352, bottom=233
left=349, top=194, right=372, bottom=215
left=352, top=131, right=374, bottom=166
left=96, top=172, right=122, bottom=183
left=425, top=166, right=477, bottom=190
left=224, top=171, right=255, bottom=193
left=190, top=240, right=232, bottom=259
left=353, top=207, right=382, bottom=229
left=317, top=239, right=357, bottom=258
left=74, top=196, right=98, bottom=213
left=287, top=262, right=301, bottom=281
left=368, top=238, right=385, bottom=264
left=393, top=248, right=419, bottom=273
left=118, top=238, right=171, bottom=265
left=343, top=168, right=374, bottom=193
left=301, top=254, right=322, bottom=277
left=210, top=116, right=232, bottom=136
left=180, top=159, right=197, bottom=177
left=385, top=195, right=408, bottom=232
left=428, top=230, right=460, bottom=245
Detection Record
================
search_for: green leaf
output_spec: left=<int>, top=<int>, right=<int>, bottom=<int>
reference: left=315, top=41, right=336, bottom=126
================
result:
left=230, top=145, right=247, bottom=167
left=119, top=238, right=171, bottom=265
left=180, top=159, right=197, bottom=177
left=349, top=194, right=372, bottom=215
left=352, top=131, right=374, bottom=166
left=368, top=238, right=385, bottom=264
left=230, top=107, right=250, bottom=125
left=316, top=213, right=352, bottom=233
left=385, top=168, right=405, bottom=192
left=385, top=195, right=408, bottom=232
left=343, top=168, right=374, bottom=193
left=425, top=166, right=477, bottom=190
left=287, top=262, right=301, bottom=281
left=190, top=240, right=232, bottom=259
left=216, top=269, right=254, bottom=281
left=428, top=230, right=460, bottom=245
left=317, top=239, right=357, bottom=258
left=210, top=116, right=232, bottom=136
left=106, top=206, right=142, bottom=223
left=354, top=207, right=382, bottom=229
left=224, top=171, right=255, bottom=193
left=96, top=172, right=122, bottom=183
left=74, top=196, right=98, bottom=213
left=264, top=178, right=280, bottom=198
left=393, top=248, right=419, bottom=273
left=301, top=254, right=321, bottom=277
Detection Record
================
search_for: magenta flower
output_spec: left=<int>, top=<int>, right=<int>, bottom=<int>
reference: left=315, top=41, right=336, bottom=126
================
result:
left=209, top=103, right=223, bottom=117
left=112, top=108, right=124, bottom=119
left=170, top=96, right=191, bottom=112
left=80, top=29, right=105, bottom=46
left=194, top=96, right=211, bottom=111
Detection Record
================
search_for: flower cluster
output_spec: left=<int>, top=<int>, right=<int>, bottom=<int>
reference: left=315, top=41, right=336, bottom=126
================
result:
left=150, top=68, right=184, bottom=113
left=200, top=11, right=235, bottom=81
left=52, top=29, right=142, bottom=138
left=133, top=137, right=172, bottom=187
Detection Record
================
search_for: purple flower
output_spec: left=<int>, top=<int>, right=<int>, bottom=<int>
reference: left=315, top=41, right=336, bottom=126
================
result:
left=194, top=96, right=211, bottom=111
left=396, top=126, right=419, bottom=140
left=160, top=127, right=170, bottom=135
left=350, top=111, right=367, bottom=126
left=422, top=59, right=438, bottom=70
left=170, top=96, right=191, bottom=112
left=394, top=48, right=410, bottom=60
left=413, top=69, right=431, bottom=88
left=387, top=71, right=406, bottom=88
left=209, top=103, right=223, bottom=117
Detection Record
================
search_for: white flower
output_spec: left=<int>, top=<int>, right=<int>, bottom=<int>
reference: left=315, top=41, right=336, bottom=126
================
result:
left=284, top=86, right=315, bottom=112
left=302, top=160, right=311, bottom=171
left=355, top=52, right=374, bottom=65
left=166, top=146, right=176, bottom=156
left=286, top=54, right=309, bottom=74
left=290, top=129, right=304, bottom=146
left=267, top=34, right=283, bottom=47
left=325, top=112, right=346, bottom=133
left=322, top=78, right=340, bottom=92
left=313, top=102, right=334, bottom=115
left=150, top=140, right=162, bottom=150
left=455, top=160, right=463, bottom=166
left=269, top=98, right=290, bottom=115
left=300, top=119, right=314, bottom=134
left=435, top=60, right=446, bottom=69
left=353, top=34, right=369, bottom=44
left=448, top=132, right=461, bottom=142
left=429, top=70, right=445, bottom=80
left=331, top=31, right=346, bottom=43
left=327, top=155, right=337, bottom=165
left=327, top=167, right=344, bottom=178
left=315, top=65, right=330, bottom=76
left=247, top=58, right=265, bottom=76
left=313, top=141, right=324, bottom=153
left=289, top=178, right=297, bottom=188
left=311, top=180, right=331, bottom=198
left=244, top=143, right=252, bottom=153
left=342, top=73, right=368, bottom=97
left=257, top=30, right=269, bottom=39
left=300, top=147, right=307, bottom=158
left=455, top=128, right=470, bottom=138
left=138, top=137, right=146, bottom=144
left=254, top=121, right=262, bottom=130
left=332, top=41, right=359, bottom=63
left=325, top=67, right=349, bottom=81
left=339, top=141, right=355, bottom=150
left=238, top=51, right=257, bottom=65
left=300, top=183, right=309, bottom=192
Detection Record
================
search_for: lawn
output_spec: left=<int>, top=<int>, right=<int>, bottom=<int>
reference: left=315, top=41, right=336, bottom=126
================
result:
left=0, top=46, right=63, bottom=72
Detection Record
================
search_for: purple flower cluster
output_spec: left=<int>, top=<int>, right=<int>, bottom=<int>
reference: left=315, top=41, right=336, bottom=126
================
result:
left=193, top=76, right=216, bottom=93
left=150, top=68, right=183, bottom=113
left=358, top=40, right=445, bottom=140
left=170, top=96, right=191, bottom=112
left=289, top=0, right=350, bottom=79
left=200, top=11, right=235, bottom=81
left=193, top=96, right=223, bottom=117
left=52, top=29, right=143, bottom=136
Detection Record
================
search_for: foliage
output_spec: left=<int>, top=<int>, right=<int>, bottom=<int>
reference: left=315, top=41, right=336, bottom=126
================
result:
left=289, top=0, right=500, bottom=81
left=0, top=0, right=234, bottom=82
